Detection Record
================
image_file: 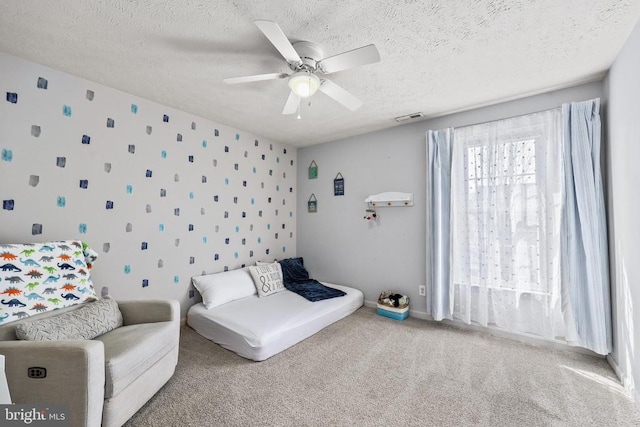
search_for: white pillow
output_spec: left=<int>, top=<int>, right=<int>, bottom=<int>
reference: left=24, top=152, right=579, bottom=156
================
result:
left=248, top=262, right=285, bottom=297
left=256, top=260, right=284, bottom=281
left=191, top=268, right=257, bottom=309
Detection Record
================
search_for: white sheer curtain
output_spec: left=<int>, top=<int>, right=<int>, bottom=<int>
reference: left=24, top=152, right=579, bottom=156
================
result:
left=449, top=110, right=566, bottom=339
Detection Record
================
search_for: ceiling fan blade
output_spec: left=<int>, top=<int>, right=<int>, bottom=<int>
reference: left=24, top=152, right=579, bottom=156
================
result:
left=318, top=44, right=381, bottom=74
left=282, top=91, right=300, bottom=115
left=255, top=20, right=302, bottom=65
left=319, top=79, right=363, bottom=111
left=223, top=73, right=288, bottom=84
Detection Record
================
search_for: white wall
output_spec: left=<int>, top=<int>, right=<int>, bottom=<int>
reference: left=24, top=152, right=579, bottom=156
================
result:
left=605, top=18, right=640, bottom=401
left=297, top=82, right=603, bottom=316
left=0, top=53, right=297, bottom=318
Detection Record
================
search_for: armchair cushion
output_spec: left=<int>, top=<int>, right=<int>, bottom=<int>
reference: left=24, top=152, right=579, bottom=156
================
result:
left=96, top=321, right=178, bottom=398
left=15, top=297, right=122, bottom=341
left=117, top=299, right=178, bottom=325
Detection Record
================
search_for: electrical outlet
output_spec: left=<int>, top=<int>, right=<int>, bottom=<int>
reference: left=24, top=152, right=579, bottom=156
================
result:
left=419, top=285, right=426, bottom=296
left=188, top=289, right=195, bottom=298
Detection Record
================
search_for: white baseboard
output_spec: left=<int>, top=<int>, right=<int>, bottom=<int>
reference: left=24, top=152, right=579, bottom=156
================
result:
left=363, top=299, right=377, bottom=308
left=607, top=354, right=640, bottom=404
left=408, top=309, right=429, bottom=320
left=607, top=354, right=623, bottom=382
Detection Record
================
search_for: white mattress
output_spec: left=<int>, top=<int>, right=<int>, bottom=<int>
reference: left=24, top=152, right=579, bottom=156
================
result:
left=187, top=283, right=363, bottom=361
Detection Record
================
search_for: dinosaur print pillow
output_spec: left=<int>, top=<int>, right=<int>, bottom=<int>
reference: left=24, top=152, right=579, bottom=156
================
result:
left=0, top=240, right=98, bottom=325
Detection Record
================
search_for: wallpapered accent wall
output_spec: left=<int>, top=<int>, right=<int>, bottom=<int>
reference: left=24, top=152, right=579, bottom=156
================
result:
left=0, top=53, right=296, bottom=316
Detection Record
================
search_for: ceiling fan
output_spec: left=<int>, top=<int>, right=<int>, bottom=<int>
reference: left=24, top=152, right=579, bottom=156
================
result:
left=224, top=20, right=381, bottom=116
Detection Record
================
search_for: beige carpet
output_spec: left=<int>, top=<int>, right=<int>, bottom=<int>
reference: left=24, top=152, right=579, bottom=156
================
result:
left=125, top=307, right=640, bottom=426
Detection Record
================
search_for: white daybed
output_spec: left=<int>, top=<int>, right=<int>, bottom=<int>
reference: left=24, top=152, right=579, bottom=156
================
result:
left=187, top=264, right=363, bottom=361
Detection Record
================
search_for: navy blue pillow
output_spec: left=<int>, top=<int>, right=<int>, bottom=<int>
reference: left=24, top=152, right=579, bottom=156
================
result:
left=279, top=257, right=309, bottom=284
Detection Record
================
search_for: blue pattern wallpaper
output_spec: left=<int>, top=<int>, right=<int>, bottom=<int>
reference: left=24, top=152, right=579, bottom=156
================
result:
left=0, top=53, right=297, bottom=316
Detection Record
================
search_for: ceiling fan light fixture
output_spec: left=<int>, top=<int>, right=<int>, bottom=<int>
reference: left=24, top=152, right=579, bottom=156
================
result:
left=288, top=72, right=320, bottom=98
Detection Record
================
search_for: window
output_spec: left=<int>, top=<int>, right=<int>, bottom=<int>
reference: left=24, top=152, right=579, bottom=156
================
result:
left=464, top=137, right=543, bottom=294
left=450, top=110, right=565, bottom=338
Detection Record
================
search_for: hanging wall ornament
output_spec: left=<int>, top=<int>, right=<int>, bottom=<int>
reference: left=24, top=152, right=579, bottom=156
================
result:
left=308, top=160, right=318, bottom=179
left=308, top=194, right=317, bottom=213
left=333, top=172, right=345, bottom=196
left=363, top=208, right=378, bottom=221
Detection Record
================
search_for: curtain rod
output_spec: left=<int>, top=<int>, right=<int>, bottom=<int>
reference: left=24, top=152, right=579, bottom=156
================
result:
left=445, top=97, right=599, bottom=131
left=452, top=106, right=562, bottom=131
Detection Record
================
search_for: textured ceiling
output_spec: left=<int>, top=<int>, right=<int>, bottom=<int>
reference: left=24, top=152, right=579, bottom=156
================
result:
left=1, top=1, right=639, bottom=147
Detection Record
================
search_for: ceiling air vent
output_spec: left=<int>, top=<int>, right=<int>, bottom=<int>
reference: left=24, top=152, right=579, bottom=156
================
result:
left=394, top=112, right=424, bottom=123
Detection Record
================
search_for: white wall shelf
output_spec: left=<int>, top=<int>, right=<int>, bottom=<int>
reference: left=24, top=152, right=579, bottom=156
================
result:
left=365, top=192, right=413, bottom=207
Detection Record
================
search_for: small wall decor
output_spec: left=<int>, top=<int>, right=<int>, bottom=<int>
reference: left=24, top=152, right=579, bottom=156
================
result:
left=363, top=208, right=378, bottom=221
left=333, top=172, right=345, bottom=196
left=308, top=194, right=317, bottom=213
left=308, top=160, right=318, bottom=179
